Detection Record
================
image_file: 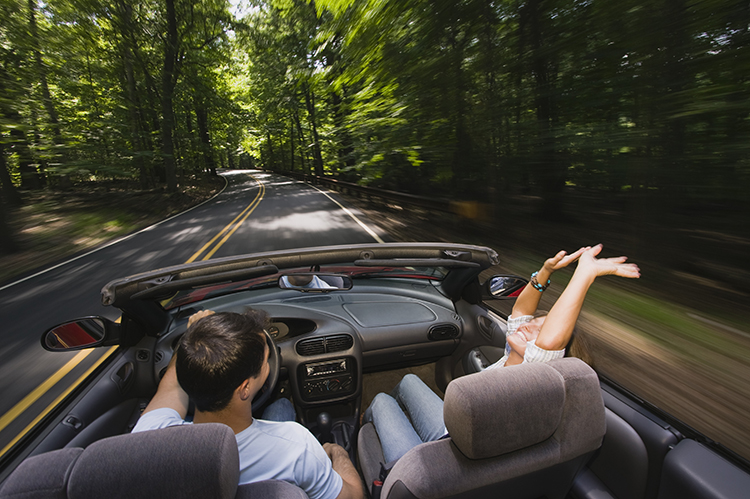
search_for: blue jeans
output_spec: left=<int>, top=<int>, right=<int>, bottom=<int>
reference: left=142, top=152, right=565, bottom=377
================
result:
left=261, top=398, right=296, bottom=422
left=362, top=374, right=446, bottom=462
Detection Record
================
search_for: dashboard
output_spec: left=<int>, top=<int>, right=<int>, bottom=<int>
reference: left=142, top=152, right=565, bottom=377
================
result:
left=154, top=279, right=464, bottom=409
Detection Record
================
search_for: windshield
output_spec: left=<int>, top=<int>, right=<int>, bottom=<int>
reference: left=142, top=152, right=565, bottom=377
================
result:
left=161, top=265, right=449, bottom=310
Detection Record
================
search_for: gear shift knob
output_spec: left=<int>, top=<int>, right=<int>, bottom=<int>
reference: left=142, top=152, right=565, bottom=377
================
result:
left=317, top=412, right=332, bottom=443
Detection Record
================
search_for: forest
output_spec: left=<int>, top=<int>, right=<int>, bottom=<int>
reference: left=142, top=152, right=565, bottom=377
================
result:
left=1, top=0, right=749, bottom=289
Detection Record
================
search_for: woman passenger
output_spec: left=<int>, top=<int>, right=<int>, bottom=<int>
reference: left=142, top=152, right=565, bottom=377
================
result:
left=363, top=244, right=640, bottom=463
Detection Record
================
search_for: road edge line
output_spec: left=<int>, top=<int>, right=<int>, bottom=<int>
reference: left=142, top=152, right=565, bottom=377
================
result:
left=0, top=175, right=229, bottom=293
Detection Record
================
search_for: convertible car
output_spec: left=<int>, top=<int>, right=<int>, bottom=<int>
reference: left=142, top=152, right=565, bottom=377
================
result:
left=1, top=242, right=749, bottom=498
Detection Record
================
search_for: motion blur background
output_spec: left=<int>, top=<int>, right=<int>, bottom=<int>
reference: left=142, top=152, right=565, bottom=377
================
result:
left=1, top=0, right=749, bottom=461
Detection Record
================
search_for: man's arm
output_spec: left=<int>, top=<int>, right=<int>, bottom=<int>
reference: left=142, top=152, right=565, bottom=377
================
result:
left=323, top=443, right=364, bottom=499
left=140, top=309, right=215, bottom=417
left=141, top=355, right=189, bottom=418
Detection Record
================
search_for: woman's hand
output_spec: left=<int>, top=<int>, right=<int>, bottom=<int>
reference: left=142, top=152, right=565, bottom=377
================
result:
left=542, top=246, right=588, bottom=274
left=577, top=244, right=640, bottom=279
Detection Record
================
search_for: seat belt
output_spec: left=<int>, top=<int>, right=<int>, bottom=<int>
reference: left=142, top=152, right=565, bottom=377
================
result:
left=371, top=459, right=398, bottom=499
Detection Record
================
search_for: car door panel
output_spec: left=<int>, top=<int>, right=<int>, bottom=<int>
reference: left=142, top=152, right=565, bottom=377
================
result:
left=657, top=439, right=750, bottom=499
left=29, top=350, right=142, bottom=457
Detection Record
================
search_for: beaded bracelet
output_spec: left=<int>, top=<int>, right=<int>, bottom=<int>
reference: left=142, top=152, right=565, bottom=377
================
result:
left=530, top=271, right=550, bottom=292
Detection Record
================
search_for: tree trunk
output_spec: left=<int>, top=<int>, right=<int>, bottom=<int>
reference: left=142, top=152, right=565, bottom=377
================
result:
left=292, top=109, right=309, bottom=173
left=160, top=0, right=179, bottom=191
left=115, top=1, right=150, bottom=187
left=9, top=129, right=40, bottom=190
left=266, top=132, right=276, bottom=169
left=28, top=0, right=62, bottom=146
left=659, top=0, right=689, bottom=202
left=0, top=140, right=22, bottom=207
left=304, top=87, right=324, bottom=176
left=290, top=121, right=295, bottom=172
left=0, top=142, right=21, bottom=254
left=521, top=0, right=564, bottom=220
left=0, top=196, right=20, bottom=255
left=195, top=100, right=216, bottom=176
left=330, top=88, right=353, bottom=174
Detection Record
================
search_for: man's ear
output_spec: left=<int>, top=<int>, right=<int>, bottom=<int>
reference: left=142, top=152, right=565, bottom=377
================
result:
left=237, top=378, right=253, bottom=401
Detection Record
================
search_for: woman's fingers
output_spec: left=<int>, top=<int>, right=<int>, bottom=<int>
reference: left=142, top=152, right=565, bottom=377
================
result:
left=588, top=244, right=604, bottom=257
left=568, top=246, right=587, bottom=260
left=615, top=263, right=641, bottom=278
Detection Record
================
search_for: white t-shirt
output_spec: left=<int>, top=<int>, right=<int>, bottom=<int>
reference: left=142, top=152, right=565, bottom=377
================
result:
left=132, top=408, right=343, bottom=499
left=485, top=314, right=566, bottom=370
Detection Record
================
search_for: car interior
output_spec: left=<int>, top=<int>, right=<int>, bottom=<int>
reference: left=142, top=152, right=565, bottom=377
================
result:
left=1, top=243, right=749, bottom=499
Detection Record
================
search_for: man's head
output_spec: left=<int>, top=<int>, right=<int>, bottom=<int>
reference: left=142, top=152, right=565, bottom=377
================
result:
left=175, top=310, right=270, bottom=412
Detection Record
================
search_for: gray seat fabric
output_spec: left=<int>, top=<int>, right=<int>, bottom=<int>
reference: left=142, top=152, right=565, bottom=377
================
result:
left=0, top=423, right=307, bottom=499
left=237, top=479, right=309, bottom=499
left=358, top=357, right=606, bottom=499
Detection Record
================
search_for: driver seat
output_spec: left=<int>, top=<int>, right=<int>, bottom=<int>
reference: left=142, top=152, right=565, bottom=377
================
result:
left=0, top=423, right=307, bottom=499
left=358, top=357, right=606, bottom=499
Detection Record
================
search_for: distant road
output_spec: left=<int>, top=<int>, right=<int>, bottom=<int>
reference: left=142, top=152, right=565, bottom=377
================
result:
left=0, top=170, right=389, bottom=454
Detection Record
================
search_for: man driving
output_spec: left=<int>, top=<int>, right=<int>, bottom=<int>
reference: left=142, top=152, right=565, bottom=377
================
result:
left=132, top=309, right=363, bottom=499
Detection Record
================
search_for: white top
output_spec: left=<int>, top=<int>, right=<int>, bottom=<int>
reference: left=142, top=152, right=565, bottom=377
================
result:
left=132, top=408, right=343, bottom=499
left=485, top=314, right=566, bottom=370
left=281, top=275, right=334, bottom=289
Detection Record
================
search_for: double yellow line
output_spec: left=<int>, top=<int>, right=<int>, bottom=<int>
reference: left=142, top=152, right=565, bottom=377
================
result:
left=0, top=173, right=265, bottom=459
left=186, top=175, right=265, bottom=262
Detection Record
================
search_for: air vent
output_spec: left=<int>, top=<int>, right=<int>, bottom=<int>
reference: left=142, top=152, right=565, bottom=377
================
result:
left=296, top=334, right=354, bottom=356
left=296, top=339, right=326, bottom=356
left=428, top=323, right=460, bottom=341
left=326, top=334, right=354, bottom=353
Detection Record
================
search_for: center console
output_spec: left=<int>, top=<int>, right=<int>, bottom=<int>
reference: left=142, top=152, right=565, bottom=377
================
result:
left=298, top=357, right=357, bottom=402
left=294, top=356, right=360, bottom=461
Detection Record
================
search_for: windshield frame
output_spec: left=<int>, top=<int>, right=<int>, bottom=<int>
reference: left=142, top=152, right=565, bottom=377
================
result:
left=161, top=264, right=450, bottom=310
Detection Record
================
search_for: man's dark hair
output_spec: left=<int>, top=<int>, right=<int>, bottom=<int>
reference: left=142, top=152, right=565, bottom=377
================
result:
left=176, top=310, right=269, bottom=412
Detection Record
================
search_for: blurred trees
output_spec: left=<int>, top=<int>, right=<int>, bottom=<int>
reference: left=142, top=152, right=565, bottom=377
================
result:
left=233, top=0, right=749, bottom=219
left=1, top=0, right=749, bottom=255
left=0, top=0, right=238, bottom=199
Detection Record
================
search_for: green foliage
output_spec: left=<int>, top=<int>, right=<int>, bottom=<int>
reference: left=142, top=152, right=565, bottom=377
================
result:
left=0, top=0, right=240, bottom=190
left=1, top=0, right=748, bottom=215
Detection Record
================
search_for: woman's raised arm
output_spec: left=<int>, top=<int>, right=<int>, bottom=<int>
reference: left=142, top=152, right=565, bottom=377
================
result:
left=511, top=246, right=588, bottom=318
left=534, top=244, right=640, bottom=352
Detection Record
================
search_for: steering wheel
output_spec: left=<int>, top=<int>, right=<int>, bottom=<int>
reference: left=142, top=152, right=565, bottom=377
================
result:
left=252, top=329, right=280, bottom=411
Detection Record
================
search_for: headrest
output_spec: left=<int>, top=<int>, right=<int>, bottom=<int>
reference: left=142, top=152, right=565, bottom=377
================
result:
left=0, top=448, right=83, bottom=499
left=67, top=423, right=239, bottom=499
left=444, top=358, right=604, bottom=460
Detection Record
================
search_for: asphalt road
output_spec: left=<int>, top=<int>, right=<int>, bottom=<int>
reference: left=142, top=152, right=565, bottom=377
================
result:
left=0, top=170, right=389, bottom=454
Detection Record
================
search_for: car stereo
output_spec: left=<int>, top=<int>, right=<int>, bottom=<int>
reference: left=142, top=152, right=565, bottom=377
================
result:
left=299, top=358, right=356, bottom=401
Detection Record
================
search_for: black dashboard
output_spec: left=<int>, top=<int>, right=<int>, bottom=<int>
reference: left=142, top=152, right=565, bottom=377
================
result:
left=154, top=280, right=463, bottom=410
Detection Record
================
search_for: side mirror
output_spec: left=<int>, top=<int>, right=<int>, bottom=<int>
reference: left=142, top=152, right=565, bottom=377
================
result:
left=279, top=273, right=353, bottom=292
left=41, top=316, right=120, bottom=352
left=486, top=275, right=528, bottom=298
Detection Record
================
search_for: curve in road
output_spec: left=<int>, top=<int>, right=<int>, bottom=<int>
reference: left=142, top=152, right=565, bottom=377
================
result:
left=0, top=170, right=387, bottom=457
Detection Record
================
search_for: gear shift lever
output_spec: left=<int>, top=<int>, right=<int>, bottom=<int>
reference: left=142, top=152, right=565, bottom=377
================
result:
left=317, top=412, right=332, bottom=443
